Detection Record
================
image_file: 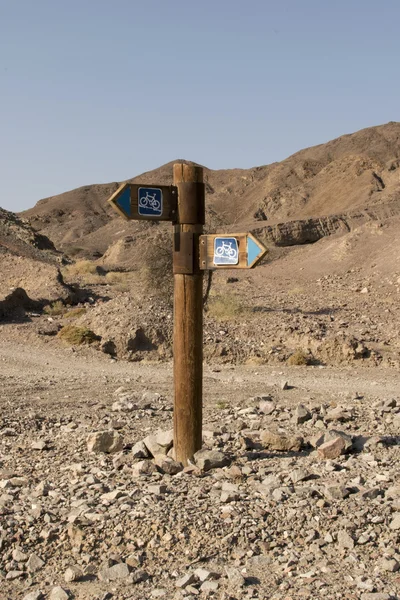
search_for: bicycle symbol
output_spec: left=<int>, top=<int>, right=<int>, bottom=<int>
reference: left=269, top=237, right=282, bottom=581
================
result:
left=215, top=240, right=238, bottom=260
left=213, top=237, right=239, bottom=265
left=139, top=191, right=161, bottom=211
left=138, top=187, right=163, bottom=216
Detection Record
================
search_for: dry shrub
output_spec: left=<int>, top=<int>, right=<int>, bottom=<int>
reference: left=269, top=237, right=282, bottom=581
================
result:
left=58, top=325, right=98, bottom=345
left=66, top=246, right=85, bottom=257
left=105, top=271, right=126, bottom=284
left=287, top=349, right=311, bottom=366
left=114, top=282, right=131, bottom=293
left=44, top=300, right=66, bottom=316
left=63, top=307, right=87, bottom=319
left=140, top=231, right=173, bottom=303
left=65, top=260, right=99, bottom=277
left=207, top=295, right=243, bottom=321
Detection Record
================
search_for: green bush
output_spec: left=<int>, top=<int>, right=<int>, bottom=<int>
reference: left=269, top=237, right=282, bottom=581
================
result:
left=58, top=325, right=98, bottom=345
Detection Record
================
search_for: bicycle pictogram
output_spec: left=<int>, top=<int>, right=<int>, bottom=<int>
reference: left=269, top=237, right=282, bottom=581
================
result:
left=213, top=237, right=239, bottom=265
left=139, top=191, right=161, bottom=211
left=215, top=240, right=238, bottom=260
left=138, top=187, right=163, bottom=216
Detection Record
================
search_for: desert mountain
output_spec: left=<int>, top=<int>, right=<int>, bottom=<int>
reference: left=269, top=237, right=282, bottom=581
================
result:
left=21, top=122, right=400, bottom=263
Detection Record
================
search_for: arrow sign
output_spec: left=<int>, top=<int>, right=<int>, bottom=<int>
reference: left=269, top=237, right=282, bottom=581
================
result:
left=108, top=183, right=177, bottom=221
left=199, top=233, right=267, bottom=270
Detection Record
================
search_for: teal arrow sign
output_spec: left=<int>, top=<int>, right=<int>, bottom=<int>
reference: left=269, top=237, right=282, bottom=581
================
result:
left=247, top=233, right=267, bottom=268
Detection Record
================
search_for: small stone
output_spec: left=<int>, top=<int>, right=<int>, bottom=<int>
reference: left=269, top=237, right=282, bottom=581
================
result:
left=131, top=460, right=157, bottom=477
left=49, top=588, right=70, bottom=600
left=143, top=430, right=173, bottom=457
left=194, top=568, right=220, bottom=582
left=154, top=454, right=183, bottom=475
left=389, top=513, right=400, bottom=530
left=260, top=431, right=303, bottom=452
left=148, top=484, right=168, bottom=495
left=131, top=569, right=150, bottom=583
left=311, top=429, right=353, bottom=452
left=34, top=481, right=50, bottom=497
left=9, top=476, right=28, bottom=487
left=64, top=565, right=83, bottom=582
left=225, top=567, right=245, bottom=588
left=101, top=489, right=126, bottom=502
left=13, top=548, right=27, bottom=562
left=378, top=558, right=399, bottom=573
left=281, top=381, right=289, bottom=390
left=6, top=570, right=24, bottom=580
left=325, top=485, right=350, bottom=500
left=23, top=592, right=44, bottom=600
left=289, top=468, right=311, bottom=484
left=176, top=572, right=196, bottom=588
left=318, top=437, right=346, bottom=459
left=151, top=589, right=167, bottom=598
left=112, top=398, right=137, bottom=412
left=200, top=580, right=219, bottom=593
left=193, top=449, right=230, bottom=471
left=32, top=440, right=47, bottom=450
left=27, top=553, right=45, bottom=572
left=294, top=404, right=312, bottom=424
left=86, top=430, right=123, bottom=454
left=186, top=585, right=200, bottom=595
left=359, top=487, right=382, bottom=500
left=131, top=440, right=150, bottom=459
left=259, top=400, right=275, bottom=415
left=98, top=562, right=130, bottom=581
left=221, top=490, right=239, bottom=503
left=337, top=530, right=354, bottom=550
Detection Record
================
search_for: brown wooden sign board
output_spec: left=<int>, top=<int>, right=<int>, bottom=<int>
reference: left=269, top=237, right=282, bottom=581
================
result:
left=199, top=233, right=267, bottom=270
left=108, top=183, right=177, bottom=221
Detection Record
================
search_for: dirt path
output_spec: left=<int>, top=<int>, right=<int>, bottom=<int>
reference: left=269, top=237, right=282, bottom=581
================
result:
left=1, top=339, right=399, bottom=402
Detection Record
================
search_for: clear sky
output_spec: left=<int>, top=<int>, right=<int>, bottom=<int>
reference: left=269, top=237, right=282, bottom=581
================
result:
left=1, top=0, right=399, bottom=212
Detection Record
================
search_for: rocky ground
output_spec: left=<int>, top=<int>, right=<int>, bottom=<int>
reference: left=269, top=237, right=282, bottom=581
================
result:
left=0, top=338, right=400, bottom=600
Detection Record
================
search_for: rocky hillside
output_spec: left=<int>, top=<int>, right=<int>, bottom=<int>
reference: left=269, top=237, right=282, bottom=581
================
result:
left=0, top=208, right=76, bottom=316
left=21, top=122, right=400, bottom=262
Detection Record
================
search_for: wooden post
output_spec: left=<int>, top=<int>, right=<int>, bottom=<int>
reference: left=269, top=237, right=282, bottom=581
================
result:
left=173, top=163, right=205, bottom=465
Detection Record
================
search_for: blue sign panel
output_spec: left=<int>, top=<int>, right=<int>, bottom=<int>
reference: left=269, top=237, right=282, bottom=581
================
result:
left=115, top=185, right=131, bottom=217
left=138, top=187, right=163, bottom=217
left=213, top=237, right=239, bottom=265
left=247, top=236, right=262, bottom=267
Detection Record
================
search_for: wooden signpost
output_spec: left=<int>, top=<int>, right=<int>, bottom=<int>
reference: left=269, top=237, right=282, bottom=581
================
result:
left=108, top=164, right=267, bottom=465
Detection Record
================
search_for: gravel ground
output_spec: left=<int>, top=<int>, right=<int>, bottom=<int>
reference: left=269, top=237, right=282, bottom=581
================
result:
left=0, top=339, right=400, bottom=600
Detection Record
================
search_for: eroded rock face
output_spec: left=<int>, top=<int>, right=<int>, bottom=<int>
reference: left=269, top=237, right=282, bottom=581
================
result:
left=258, top=214, right=351, bottom=247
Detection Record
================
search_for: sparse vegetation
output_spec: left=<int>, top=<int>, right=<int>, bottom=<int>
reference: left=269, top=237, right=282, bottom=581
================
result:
left=57, top=325, right=98, bottom=345
left=44, top=301, right=66, bottom=316
left=66, top=246, right=85, bottom=257
left=287, top=349, right=312, bottom=366
left=216, top=400, right=228, bottom=409
left=140, top=231, right=173, bottom=304
left=114, top=282, right=131, bottom=293
left=207, top=295, right=244, bottom=321
left=63, top=307, right=87, bottom=319
left=105, top=271, right=126, bottom=284
left=65, top=260, right=99, bottom=277
left=287, top=286, right=305, bottom=296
